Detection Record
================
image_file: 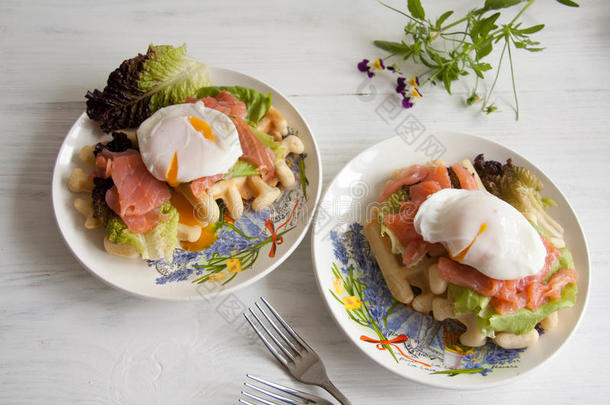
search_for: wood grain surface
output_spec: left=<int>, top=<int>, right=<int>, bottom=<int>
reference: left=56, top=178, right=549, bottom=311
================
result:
left=1, top=0, right=608, bottom=403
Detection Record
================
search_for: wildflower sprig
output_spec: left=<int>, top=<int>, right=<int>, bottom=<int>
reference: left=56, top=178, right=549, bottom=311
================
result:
left=360, top=0, right=579, bottom=119
left=358, top=58, right=423, bottom=108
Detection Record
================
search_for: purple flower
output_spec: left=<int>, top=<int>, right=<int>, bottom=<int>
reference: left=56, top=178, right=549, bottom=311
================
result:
left=402, top=97, right=414, bottom=109
left=357, top=59, right=374, bottom=78
left=395, top=77, right=407, bottom=95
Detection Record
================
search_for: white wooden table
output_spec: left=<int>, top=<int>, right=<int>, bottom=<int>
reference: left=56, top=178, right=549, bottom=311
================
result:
left=1, top=0, right=609, bottom=403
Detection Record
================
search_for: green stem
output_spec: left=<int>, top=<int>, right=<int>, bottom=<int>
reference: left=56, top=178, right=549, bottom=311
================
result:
left=377, top=1, right=426, bottom=26
left=422, top=69, right=442, bottom=86
left=223, top=222, right=259, bottom=240
left=483, top=40, right=507, bottom=110
left=506, top=37, right=520, bottom=120
left=510, top=0, right=536, bottom=25
left=441, top=15, right=469, bottom=31
left=440, top=31, right=470, bottom=36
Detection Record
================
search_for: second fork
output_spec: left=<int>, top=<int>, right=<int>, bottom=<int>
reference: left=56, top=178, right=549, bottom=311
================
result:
left=244, top=297, right=351, bottom=405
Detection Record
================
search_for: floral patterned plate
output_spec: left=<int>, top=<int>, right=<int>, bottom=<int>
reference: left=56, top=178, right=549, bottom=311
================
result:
left=311, top=133, right=589, bottom=388
left=52, top=67, right=322, bottom=300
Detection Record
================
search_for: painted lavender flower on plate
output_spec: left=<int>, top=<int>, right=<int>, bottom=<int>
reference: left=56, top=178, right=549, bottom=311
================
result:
left=329, top=223, right=523, bottom=376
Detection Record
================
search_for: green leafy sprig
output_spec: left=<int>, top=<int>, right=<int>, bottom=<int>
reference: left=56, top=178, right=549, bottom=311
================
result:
left=373, top=0, right=579, bottom=119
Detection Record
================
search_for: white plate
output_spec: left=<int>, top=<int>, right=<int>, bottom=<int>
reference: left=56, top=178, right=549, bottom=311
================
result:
left=311, top=132, right=589, bottom=389
left=52, top=67, right=322, bottom=300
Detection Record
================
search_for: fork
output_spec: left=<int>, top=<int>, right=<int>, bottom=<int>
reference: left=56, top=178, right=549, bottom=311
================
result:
left=240, top=374, right=334, bottom=405
left=244, top=297, right=351, bottom=405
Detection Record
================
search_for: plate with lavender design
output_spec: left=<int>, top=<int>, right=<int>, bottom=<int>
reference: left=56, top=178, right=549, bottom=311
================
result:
left=311, top=133, right=589, bottom=388
left=52, top=67, right=322, bottom=300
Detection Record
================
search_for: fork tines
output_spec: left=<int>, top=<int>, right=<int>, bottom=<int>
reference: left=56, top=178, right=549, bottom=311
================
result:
left=243, top=297, right=313, bottom=368
left=239, top=374, right=325, bottom=405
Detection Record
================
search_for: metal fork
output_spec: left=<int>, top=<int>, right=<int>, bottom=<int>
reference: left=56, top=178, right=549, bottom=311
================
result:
left=240, top=374, right=334, bottom=405
left=244, top=297, right=351, bottom=405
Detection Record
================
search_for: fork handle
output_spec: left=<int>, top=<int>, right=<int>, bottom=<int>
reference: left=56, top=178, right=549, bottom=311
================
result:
left=319, top=379, right=352, bottom=405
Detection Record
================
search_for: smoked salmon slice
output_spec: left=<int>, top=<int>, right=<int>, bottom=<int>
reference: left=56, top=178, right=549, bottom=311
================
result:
left=378, top=165, right=431, bottom=202
left=190, top=173, right=224, bottom=198
left=438, top=237, right=577, bottom=315
left=410, top=181, right=442, bottom=205
left=437, top=257, right=504, bottom=297
left=381, top=165, right=451, bottom=264
left=451, top=163, right=478, bottom=190
left=231, top=117, right=276, bottom=180
left=186, top=90, right=248, bottom=119
left=384, top=201, right=434, bottom=266
left=425, top=165, right=452, bottom=189
left=102, top=149, right=171, bottom=233
left=106, top=187, right=166, bottom=234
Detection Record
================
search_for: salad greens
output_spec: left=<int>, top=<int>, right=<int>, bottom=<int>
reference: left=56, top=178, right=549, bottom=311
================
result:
left=196, top=86, right=272, bottom=125
left=106, top=202, right=179, bottom=261
left=252, top=127, right=287, bottom=163
left=449, top=248, right=577, bottom=336
left=229, top=160, right=260, bottom=178
left=473, top=154, right=565, bottom=246
left=86, top=44, right=211, bottom=131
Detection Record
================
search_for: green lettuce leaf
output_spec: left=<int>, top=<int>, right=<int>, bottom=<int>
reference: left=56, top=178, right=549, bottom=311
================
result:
left=229, top=160, right=260, bottom=178
left=195, top=86, right=272, bottom=124
left=86, top=44, right=211, bottom=131
left=449, top=284, right=491, bottom=316
left=105, top=202, right=179, bottom=261
left=252, top=127, right=286, bottom=161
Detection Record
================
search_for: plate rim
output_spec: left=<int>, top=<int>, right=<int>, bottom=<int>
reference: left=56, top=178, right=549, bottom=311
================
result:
left=310, top=132, right=590, bottom=389
left=51, top=66, right=323, bottom=301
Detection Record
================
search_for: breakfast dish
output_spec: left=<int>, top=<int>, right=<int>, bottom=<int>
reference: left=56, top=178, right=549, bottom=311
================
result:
left=68, top=44, right=305, bottom=263
left=53, top=45, right=321, bottom=299
left=365, top=155, right=577, bottom=350
left=311, top=133, right=588, bottom=388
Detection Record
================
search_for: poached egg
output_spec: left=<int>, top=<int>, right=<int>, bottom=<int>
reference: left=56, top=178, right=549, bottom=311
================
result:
left=414, top=188, right=546, bottom=280
left=137, top=102, right=242, bottom=186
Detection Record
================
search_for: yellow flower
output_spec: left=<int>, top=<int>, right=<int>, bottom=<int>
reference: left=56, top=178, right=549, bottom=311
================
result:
left=342, top=296, right=362, bottom=310
left=409, top=76, right=419, bottom=87
left=333, top=278, right=345, bottom=295
left=227, top=258, right=242, bottom=274
left=373, top=59, right=385, bottom=70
